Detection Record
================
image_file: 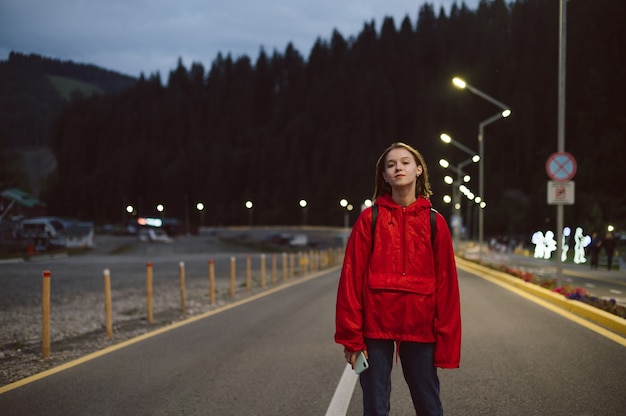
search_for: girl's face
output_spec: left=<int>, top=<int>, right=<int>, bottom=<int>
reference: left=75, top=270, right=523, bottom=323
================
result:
left=383, top=148, right=423, bottom=189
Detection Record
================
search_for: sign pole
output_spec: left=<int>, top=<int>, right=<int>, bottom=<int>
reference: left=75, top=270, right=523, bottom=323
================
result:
left=556, top=0, right=568, bottom=282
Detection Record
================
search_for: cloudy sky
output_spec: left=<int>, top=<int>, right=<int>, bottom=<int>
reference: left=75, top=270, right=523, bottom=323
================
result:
left=1, top=0, right=480, bottom=78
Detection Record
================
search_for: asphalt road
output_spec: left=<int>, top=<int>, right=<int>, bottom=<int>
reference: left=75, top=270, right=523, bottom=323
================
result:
left=1, top=266, right=625, bottom=415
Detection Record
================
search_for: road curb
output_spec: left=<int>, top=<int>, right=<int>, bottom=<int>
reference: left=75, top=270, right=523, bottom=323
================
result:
left=455, top=256, right=626, bottom=337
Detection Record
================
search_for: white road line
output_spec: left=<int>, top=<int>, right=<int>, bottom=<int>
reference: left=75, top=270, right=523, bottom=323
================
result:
left=325, top=364, right=359, bottom=416
left=609, top=289, right=622, bottom=294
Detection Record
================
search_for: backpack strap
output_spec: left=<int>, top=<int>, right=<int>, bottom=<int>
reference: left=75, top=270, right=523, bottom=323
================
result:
left=371, top=204, right=378, bottom=239
left=430, top=208, right=437, bottom=246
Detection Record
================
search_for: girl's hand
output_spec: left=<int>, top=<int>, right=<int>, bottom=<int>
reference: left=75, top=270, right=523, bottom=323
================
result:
left=344, top=350, right=367, bottom=369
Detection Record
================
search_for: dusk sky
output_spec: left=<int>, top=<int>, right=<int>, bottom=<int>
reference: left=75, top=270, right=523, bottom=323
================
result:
left=1, top=0, right=481, bottom=78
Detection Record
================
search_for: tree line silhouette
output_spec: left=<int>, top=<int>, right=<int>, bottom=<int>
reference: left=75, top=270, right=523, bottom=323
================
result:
left=27, top=0, right=626, bottom=237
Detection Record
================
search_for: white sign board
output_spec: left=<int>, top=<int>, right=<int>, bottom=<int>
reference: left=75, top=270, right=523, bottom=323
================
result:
left=547, top=180, right=575, bottom=205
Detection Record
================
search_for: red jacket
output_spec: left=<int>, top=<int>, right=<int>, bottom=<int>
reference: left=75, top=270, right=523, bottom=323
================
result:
left=335, top=194, right=461, bottom=368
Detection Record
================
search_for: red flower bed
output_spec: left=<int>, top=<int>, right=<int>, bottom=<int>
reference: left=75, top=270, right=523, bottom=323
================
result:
left=476, top=259, right=625, bottom=319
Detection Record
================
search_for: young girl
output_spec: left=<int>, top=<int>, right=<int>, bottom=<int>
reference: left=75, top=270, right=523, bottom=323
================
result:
left=335, top=142, right=461, bottom=416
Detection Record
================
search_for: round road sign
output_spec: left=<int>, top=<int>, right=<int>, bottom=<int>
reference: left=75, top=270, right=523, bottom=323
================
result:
left=546, top=152, right=576, bottom=181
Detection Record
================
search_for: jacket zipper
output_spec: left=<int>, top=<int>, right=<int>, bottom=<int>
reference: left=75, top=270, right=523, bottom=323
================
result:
left=402, top=206, right=407, bottom=275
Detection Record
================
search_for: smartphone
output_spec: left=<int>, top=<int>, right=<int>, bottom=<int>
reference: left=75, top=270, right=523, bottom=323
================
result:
left=354, top=351, right=369, bottom=374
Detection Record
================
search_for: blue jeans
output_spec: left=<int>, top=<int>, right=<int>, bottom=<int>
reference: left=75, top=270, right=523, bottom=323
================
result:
left=360, top=339, right=442, bottom=416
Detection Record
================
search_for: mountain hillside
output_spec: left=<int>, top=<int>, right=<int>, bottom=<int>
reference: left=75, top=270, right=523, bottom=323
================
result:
left=0, top=52, right=137, bottom=149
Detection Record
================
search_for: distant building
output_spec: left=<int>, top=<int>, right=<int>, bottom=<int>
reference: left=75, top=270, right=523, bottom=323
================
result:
left=0, top=188, right=47, bottom=221
left=0, top=189, right=93, bottom=252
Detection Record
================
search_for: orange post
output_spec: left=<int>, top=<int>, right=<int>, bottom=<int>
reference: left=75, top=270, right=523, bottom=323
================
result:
left=230, top=257, right=236, bottom=298
left=289, top=253, right=295, bottom=279
left=103, top=269, right=113, bottom=338
left=209, top=260, right=215, bottom=305
left=42, top=270, right=51, bottom=358
left=246, top=255, right=252, bottom=292
left=260, top=254, right=266, bottom=289
left=146, top=262, right=153, bottom=323
left=282, top=253, right=287, bottom=281
left=179, top=261, right=186, bottom=314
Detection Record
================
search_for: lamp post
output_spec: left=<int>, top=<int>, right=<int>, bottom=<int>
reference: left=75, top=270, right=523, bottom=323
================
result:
left=340, top=199, right=353, bottom=228
left=125, top=205, right=134, bottom=231
left=299, top=199, right=308, bottom=226
left=440, top=158, right=475, bottom=249
left=440, top=133, right=480, bottom=162
left=196, top=202, right=205, bottom=227
left=245, top=200, right=253, bottom=227
left=452, top=77, right=512, bottom=260
left=440, top=133, right=479, bottom=248
left=554, top=0, right=569, bottom=280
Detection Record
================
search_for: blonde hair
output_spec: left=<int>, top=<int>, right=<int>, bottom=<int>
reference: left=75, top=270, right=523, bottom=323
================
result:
left=373, top=142, right=433, bottom=199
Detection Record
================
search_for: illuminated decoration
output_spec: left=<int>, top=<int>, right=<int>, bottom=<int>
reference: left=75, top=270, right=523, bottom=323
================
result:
left=573, top=227, right=591, bottom=264
left=561, top=227, right=571, bottom=261
left=531, top=226, right=592, bottom=264
left=531, top=231, right=557, bottom=259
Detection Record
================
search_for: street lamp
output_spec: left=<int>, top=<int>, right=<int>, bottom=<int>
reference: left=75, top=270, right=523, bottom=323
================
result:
left=299, top=199, right=308, bottom=226
left=440, top=133, right=479, bottom=248
left=453, top=77, right=512, bottom=259
left=340, top=199, right=353, bottom=228
left=245, top=200, right=253, bottom=227
left=440, top=158, right=475, bottom=248
left=440, top=133, right=480, bottom=163
left=196, top=202, right=205, bottom=227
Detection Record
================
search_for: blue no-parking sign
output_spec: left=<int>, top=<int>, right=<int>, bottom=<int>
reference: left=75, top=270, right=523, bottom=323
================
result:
left=546, top=152, right=577, bottom=181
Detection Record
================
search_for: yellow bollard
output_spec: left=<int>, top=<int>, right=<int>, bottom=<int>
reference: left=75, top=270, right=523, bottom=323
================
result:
left=146, top=262, right=153, bottom=323
left=209, top=260, right=215, bottom=305
left=230, top=257, right=236, bottom=298
left=282, top=253, right=287, bottom=281
left=261, top=254, right=266, bottom=289
left=179, top=261, right=186, bottom=314
left=42, top=270, right=51, bottom=358
left=103, top=269, right=113, bottom=339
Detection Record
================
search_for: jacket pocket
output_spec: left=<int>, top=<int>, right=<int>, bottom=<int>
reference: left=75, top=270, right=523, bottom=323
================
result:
left=368, top=272, right=435, bottom=295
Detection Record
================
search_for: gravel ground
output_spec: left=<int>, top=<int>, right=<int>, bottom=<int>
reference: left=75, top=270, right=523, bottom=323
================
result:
left=0, top=230, right=343, bottom=388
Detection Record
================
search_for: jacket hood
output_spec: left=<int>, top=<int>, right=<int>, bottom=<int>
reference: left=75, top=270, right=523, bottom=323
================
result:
left=375, top=193, right=432, bottom=212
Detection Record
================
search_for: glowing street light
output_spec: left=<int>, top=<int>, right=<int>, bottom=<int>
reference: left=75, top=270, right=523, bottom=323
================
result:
left=340, top=199, right=353, bottom=228
left=440, top=133, right=480, bottom=163
left=452, top=76, right=512, bottom=258
left=299, top=199, right=308, bottom=225
left=196, top=202, right=205, bottom=227
left=440, top=156, right=476, bottom=248
left=245, top=200, right=253, bottom=227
